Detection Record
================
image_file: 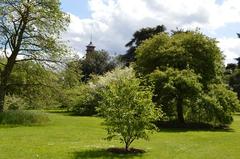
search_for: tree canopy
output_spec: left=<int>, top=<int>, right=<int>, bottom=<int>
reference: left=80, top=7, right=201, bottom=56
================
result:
left=97, top=67, right=159, bottom=151
left=120, top=25, right=166, bottom=65
left=81, top=50, right=116, bottom=81
left=149, top=68, right=202, bottom=124
left=135, top=31, right=224, bottom=87
left=135, top=30, right=238, bottom=126
left=0, top=0, right=69, bottom=111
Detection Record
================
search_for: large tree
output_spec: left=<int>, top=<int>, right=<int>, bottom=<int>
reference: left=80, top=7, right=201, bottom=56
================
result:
left=135, top=31, right=224, bottom=88
left=149, top=68, right=202, bottom=124
left=135, top=31, right=239, bottom=125
left=0, top=0, right=69, bottom=111
left=120, top=25, right=166, bottom=65
left=81, top=50, right=116, bottom=81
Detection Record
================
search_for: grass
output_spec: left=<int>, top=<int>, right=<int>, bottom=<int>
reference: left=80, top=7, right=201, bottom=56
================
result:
left=0, top=110, right=49, bottom=125
left=0, top=113, right=240, bottom=159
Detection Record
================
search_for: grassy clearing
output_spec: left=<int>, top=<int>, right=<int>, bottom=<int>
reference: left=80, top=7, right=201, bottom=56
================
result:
left=0, top=113, right=240, bottom=159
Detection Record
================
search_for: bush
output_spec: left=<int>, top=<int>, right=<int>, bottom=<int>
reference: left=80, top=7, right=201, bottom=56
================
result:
left=4, top=95, right=28, bottom=110
left=189, top=84, right=240, bottom=126
left=0, top=110, right=49, bottom=125
left=64, top=84, right=99, bottom=116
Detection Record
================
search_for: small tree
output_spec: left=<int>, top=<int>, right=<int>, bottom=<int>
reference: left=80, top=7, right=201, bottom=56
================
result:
left=97, top=67, right=159, bottom=151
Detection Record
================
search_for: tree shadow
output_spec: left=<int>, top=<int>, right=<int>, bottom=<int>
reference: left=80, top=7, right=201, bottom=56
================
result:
left=234, top=112, right=240, bottom=116
left=73, top=149, right=144, bottom=159
left=156, top=121, right=235, bottom=133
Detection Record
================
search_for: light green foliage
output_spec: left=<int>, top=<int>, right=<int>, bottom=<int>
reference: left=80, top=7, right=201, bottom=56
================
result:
left=135, top=31, right=224, bottom=87
left=194, top=84, right=240, bottom=125
left=135, top=30, right=238, bottom=125
left=0, top=0, right=70, bottom=59
left=61, top=59, right=82, bottom=88
left=0, top=110, right=49, bottom=125
left=0, top=0, right=70, bottom=111
left=97, top=67, right=159, bottom=150
left=4, top=95, right=28, bottom=110
left=64, top=85, right=99, bottom=116
left=7, top=62, right=62, bottom=109
left=149, top=68, right=202, bottom=123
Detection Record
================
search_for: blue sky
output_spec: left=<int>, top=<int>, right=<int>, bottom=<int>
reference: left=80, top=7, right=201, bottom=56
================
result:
left=60, top=0, right=240, bottom=64
left=61, top=0, right=91, bottom=18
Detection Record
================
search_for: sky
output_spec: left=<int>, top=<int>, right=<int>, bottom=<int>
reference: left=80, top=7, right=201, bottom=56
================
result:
left=60, top=0, right=240, bottom=64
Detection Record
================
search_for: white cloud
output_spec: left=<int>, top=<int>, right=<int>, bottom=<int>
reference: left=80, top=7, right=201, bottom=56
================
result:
left=218, top=38, right=240, bottom=64
left=63, top=0, right=240, bottom=62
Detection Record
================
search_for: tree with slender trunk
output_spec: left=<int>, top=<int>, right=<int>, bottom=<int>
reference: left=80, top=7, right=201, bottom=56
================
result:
left=0, top=0, right=70, bottom=112
left=97, top=67, right=159, bottom=151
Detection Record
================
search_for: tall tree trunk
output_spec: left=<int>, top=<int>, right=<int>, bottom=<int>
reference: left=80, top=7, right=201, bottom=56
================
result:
left=0, top=59, right=16, bottom=112
left=0, top=10, right=28, bottom=112
left=0, top=85, right=6, bottom=112
left=176, top=96, right=185, bottom=124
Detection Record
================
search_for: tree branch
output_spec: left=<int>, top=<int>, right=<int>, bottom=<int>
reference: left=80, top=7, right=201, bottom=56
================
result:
left=15, top=58, right=63, bottom=64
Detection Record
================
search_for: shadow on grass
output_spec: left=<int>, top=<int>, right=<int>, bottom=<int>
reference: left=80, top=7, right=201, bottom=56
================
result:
left=46, top=110, right=96, bottom=117
left=156, top=121, right=235, bottom=133
left=73, top=149, right=144, bottom=159
left=234, top=112, right=240, bottom=116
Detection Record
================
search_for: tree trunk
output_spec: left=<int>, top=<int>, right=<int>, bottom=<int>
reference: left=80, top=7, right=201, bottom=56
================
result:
left=0, top=10, right=28, bottom=112
left=0, top=62, right=14, bottom=112
left=0, top=85, right=6, bottom=112
left=176, top=96, right=185, bottom=124
left=125, top=143, right=129, bottom=152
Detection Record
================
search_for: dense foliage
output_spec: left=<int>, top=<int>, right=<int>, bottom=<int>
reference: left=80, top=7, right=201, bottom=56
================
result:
left=135, top=31, right=239, bottom=126
left=149, top=68, right=202, bottom=124
left=135, top=31, right=224, bottom=87
left=120, top=25, right=166, bottom=65
left=81, top=50, right=116, bottom=81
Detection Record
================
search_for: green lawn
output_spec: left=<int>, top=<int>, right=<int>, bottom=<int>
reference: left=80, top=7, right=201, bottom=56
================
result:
left=0, top=113, right=240, bottom=159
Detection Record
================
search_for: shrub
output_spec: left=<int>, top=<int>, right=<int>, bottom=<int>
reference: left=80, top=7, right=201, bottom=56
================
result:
left=0, top=110, right=49, bottom=125
left=189, top=84, right=240, bottom=126
left=97, top=67, right=160, bottom=151
left=4, top=95, right=28, bottom=110
left=62, top=85, right=99, bottom=116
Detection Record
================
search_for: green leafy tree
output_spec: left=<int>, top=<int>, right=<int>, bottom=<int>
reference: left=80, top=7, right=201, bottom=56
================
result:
left=97, top=67, right=159, bottom=151
left=135, top=31, right=224, bottom=87
left=0, top=0, right=70, bottom=111
left=6, top=61, right=62, bottom=109
left=195, top=84, right=240, bottom=125
left=61, top=59, right=82, bottom=88
left=120, top=25, right=166, bottom=65
left=135, top=31, right=238, bottom=125
left=81, top=50, right=116, bottom=81
left=149, top=68, right=202, bottom=124
left=229, top=69, right=240, bottom=99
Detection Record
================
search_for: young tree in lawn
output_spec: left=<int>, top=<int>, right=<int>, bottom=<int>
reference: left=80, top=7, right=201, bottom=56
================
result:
left=0, top=0, right=70, bottom=111
left=97, top=67, right=159, bottom=151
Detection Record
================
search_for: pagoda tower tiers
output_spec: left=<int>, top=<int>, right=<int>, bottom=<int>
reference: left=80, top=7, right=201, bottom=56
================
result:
left=86, top=41, right=95, bottom=54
